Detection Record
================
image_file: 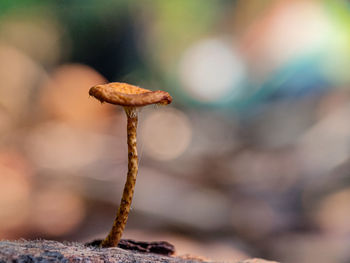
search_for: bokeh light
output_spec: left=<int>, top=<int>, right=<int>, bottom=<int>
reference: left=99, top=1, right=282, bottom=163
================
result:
left=0, top=14, right=64, bottom=65
left=179, top=38, right=245, bottom=103
left=31, top=187, right=85, bottom=236
left=141, top=107, right=192, bottom=160
left=25, top=122, right=107, bottom=172
left=0, top=44, right=47, bottom=122
left=241, top=0, right=333, bottom=77
left=134, top=167, right=231, bottom=231
left=41, top=64, right=109, bottom=128
left=297, top=103, right=350, bottom=174
left=314, top=188, right=350, bottom=235
left=0, top=150, right=31, bottom=237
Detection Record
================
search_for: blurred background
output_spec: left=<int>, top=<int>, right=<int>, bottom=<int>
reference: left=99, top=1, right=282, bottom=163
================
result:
left=1, top=0, right=350, bottom=262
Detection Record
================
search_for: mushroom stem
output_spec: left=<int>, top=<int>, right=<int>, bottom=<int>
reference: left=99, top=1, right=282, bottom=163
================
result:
left=101, top=106, right=138, bottom=247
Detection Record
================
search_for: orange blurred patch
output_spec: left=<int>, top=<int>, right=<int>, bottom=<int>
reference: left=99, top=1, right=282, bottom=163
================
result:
left=31, top=186, right=85, bottom=236
left=41, top=64, right=112, bottom=129
left=0, top=149, right=33, bottom=238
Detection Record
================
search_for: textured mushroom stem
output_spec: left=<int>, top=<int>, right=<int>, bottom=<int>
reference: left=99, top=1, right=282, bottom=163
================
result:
left=101, top=107, right=138, bottom=247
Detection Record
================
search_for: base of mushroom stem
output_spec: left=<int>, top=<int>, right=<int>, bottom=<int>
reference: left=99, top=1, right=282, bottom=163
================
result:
left=85, top=239, right=175, bottom=256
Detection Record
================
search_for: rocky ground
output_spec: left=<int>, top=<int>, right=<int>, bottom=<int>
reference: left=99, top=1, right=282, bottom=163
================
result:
left=0, top=240, right=278, bottom=263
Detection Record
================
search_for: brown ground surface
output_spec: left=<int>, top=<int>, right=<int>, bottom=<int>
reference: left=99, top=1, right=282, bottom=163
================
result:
left=0, top=240, right=278, bottom=263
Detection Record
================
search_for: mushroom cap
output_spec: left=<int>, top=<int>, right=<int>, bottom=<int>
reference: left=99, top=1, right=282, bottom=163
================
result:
left=89, top=82, right=172, bottom=107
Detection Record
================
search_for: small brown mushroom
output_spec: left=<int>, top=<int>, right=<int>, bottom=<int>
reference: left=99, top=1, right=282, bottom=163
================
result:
left=89, top=82, right=172, bottom=248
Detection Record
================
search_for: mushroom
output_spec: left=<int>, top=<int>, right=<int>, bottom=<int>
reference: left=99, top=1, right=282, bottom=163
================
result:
left=89, top=82, right=172, bottom=247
